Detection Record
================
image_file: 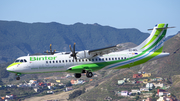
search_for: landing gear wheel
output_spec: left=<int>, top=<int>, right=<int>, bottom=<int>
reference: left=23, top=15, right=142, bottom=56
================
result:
left=16, top=76, right=20, bottom=80
left=86, top=71, right=93, bottom=78
left=74, top=73, right=81, bottom=78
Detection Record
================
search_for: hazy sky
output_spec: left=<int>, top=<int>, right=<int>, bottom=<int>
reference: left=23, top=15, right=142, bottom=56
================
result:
left=0, top=0, right=179, bottom=36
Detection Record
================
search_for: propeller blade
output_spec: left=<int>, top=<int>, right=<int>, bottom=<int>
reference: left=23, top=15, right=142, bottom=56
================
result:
left=69, top=45, right=73, bottom=52
left=50, top=44, right=52, bottom=54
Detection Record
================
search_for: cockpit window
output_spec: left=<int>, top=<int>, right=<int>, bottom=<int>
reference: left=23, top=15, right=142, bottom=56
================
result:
left=24, top=59, right=27, bottom=62
left=15, top=60, right=20, bottom=62
left=14, top=59, right=27, bottom=63
left=20, top=60, right=24, bottom=62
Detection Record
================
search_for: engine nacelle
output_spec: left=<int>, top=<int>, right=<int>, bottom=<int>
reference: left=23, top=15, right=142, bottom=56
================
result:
left=76, top=50, right=94, bottom=59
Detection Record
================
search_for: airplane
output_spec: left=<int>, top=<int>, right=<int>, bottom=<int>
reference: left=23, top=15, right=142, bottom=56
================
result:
left=6, top=23, right=173, bottom=80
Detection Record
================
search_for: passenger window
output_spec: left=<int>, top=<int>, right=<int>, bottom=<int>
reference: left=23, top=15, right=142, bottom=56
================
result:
left=46, top=61, right=48, bottom=63
left=53, top=61, right=55, bottom=63
left=115, top=58, right=117, bottom=60
left=20, top=60, right=23, bottom=62
left=86, top=59, right=88, bottom=61
left=72, top=60, right=74, bottom=62
left=124, top=57, right=126, bottom=59
left=112, top=58, right=114, bottom=60
left=49, top=61, right=51, bottom=63
left=66, top=60, right=67, bottom=62
left=102, top=58, right=104, bottom=61
left=62, top=60, right=64, bottom=63
left=56, top=60, right=58, bottom=63
left=82, top=59, right=84, bottom=62
left=121, top=57, right=123, bottom=60
left=106, top=58, right=107, bottom=61
left=95, top=59, right=98, bottom=61
left=24, top=59, right=27, bottom=62
left=69, top=60, right=71, bottom=62
left=59, top=60, right=61, bottom=63
left=118, top=57, right=120, bottom=60
left=92, top=59, right=94, bottom=61
left=99, top=58, right=101, bottom=61
left=109, top=58, right=111, bottom=60
left=89, top=59, right=91, bottom=61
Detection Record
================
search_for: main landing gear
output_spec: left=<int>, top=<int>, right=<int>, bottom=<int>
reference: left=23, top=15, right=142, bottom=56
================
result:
left=74, top=70, right=94, bottom=78
left=16, top=73, right=21, bottom=80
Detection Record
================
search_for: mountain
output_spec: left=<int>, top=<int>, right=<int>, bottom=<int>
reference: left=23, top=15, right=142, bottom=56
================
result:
left=0, top=20, right=149, bottom=63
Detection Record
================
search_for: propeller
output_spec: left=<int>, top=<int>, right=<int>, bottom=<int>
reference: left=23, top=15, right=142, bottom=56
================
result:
left=69, top=43, right=77, bottom=61
left=44, top=44, right=56, bottom=55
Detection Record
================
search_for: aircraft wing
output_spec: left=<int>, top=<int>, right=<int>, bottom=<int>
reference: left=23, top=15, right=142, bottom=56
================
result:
left=88, top=44, right=122, bottom=56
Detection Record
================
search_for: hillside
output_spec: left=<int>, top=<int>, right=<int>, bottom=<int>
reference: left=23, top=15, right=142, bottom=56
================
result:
left=139, top=33, right=180, bottom=77
left=0, top=20, right=149, bottom=63
left=70, top=33, right=180, bottom=101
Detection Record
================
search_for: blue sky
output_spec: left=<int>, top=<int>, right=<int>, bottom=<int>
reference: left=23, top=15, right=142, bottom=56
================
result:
left=0, top=0, right=179, bottom=36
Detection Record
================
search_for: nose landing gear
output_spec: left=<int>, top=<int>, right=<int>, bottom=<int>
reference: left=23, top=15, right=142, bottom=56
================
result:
left=16, top=73, right=21, bottom=80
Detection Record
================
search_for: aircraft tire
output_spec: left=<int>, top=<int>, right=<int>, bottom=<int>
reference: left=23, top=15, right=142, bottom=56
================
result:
left=74, top=73, right=81, bottom=78
left=16, top=77, right=20, bottom=80
left=86, top=71, right=93, bottom=78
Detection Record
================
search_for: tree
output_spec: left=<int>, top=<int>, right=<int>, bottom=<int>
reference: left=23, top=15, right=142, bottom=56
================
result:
left=0, top=79, right=3, bottom=85
left=66, top=81, right=72, bottom=87
left=69, top=90, right=82, bottom=99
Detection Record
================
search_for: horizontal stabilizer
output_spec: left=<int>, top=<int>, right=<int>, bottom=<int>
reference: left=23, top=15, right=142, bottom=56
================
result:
left=148, top=26, right=175, bottom=31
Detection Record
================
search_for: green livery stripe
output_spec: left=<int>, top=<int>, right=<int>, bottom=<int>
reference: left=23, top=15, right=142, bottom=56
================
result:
left=7, top=70, right=66, bottom=74
left=68, top=29, right=166, bottom=73
left=114, top=46, right=163, bottom=69
left=7, top=62, right=22, bottom=68
left=141, top=24, right=165, bottom=49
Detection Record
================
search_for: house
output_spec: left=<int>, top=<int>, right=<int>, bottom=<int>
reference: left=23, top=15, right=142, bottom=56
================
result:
left=143, top=79, right=149, bottom=84
left=47, top=91, right=54, bottom=94
left=150, top=78, right=157, bottom=81
left=159, top=92, right=171, bottom=97
left=131, top=89, right=140, bottom=94
left=71, top=79, right=85, bottom=85
left=157, top=89, right=166, bottom=95
left=114, top=91, right=121, bottom=96
left=56, top=80, right=61, bottom=83
left=118, top=80, right=125, bottom=85
left=133, top=74, right=142, bottom=78
left=121, top=91, right=129, bottom=96
left=71, top=79, right=77, bottom=85
left=65, top=87, right=73, bottom=91
left=33, top=87, right=40, bottom=92
left=29, top=80, right=37, bottom=84
left=142, top=73, right=151, bottom=77
left=136, top=79, right=143, bottom=83
left=156, top=77, right=163, bottom=81
left=131, top=80, right=136, bottom=84
left=146, top=83, right=154, bottom=89
left=48, top=86, right=52, bottom=89
left=140, top=88, right=149, bottom=92
left=153, top=83, right=164, bottom=88
left=6, top=95, right=14, bottom=99
left=157, top=96, right=173, bottom=101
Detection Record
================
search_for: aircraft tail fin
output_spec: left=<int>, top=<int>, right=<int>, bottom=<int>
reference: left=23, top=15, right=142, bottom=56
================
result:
left=135, top=23, right=172, bottom=52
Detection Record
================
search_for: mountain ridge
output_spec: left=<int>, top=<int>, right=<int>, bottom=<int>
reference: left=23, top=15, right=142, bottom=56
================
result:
left=0, top=20, right=149, bottom=63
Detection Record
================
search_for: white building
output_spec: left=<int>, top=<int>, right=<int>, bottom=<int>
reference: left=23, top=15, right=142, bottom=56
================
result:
left=140, top=88, right=149, bottom=92
left=153, top=83, right=164, bottom=88
left=121, top=91, right=129, bottom=96
left=146, top=83, right=154, bottom=89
